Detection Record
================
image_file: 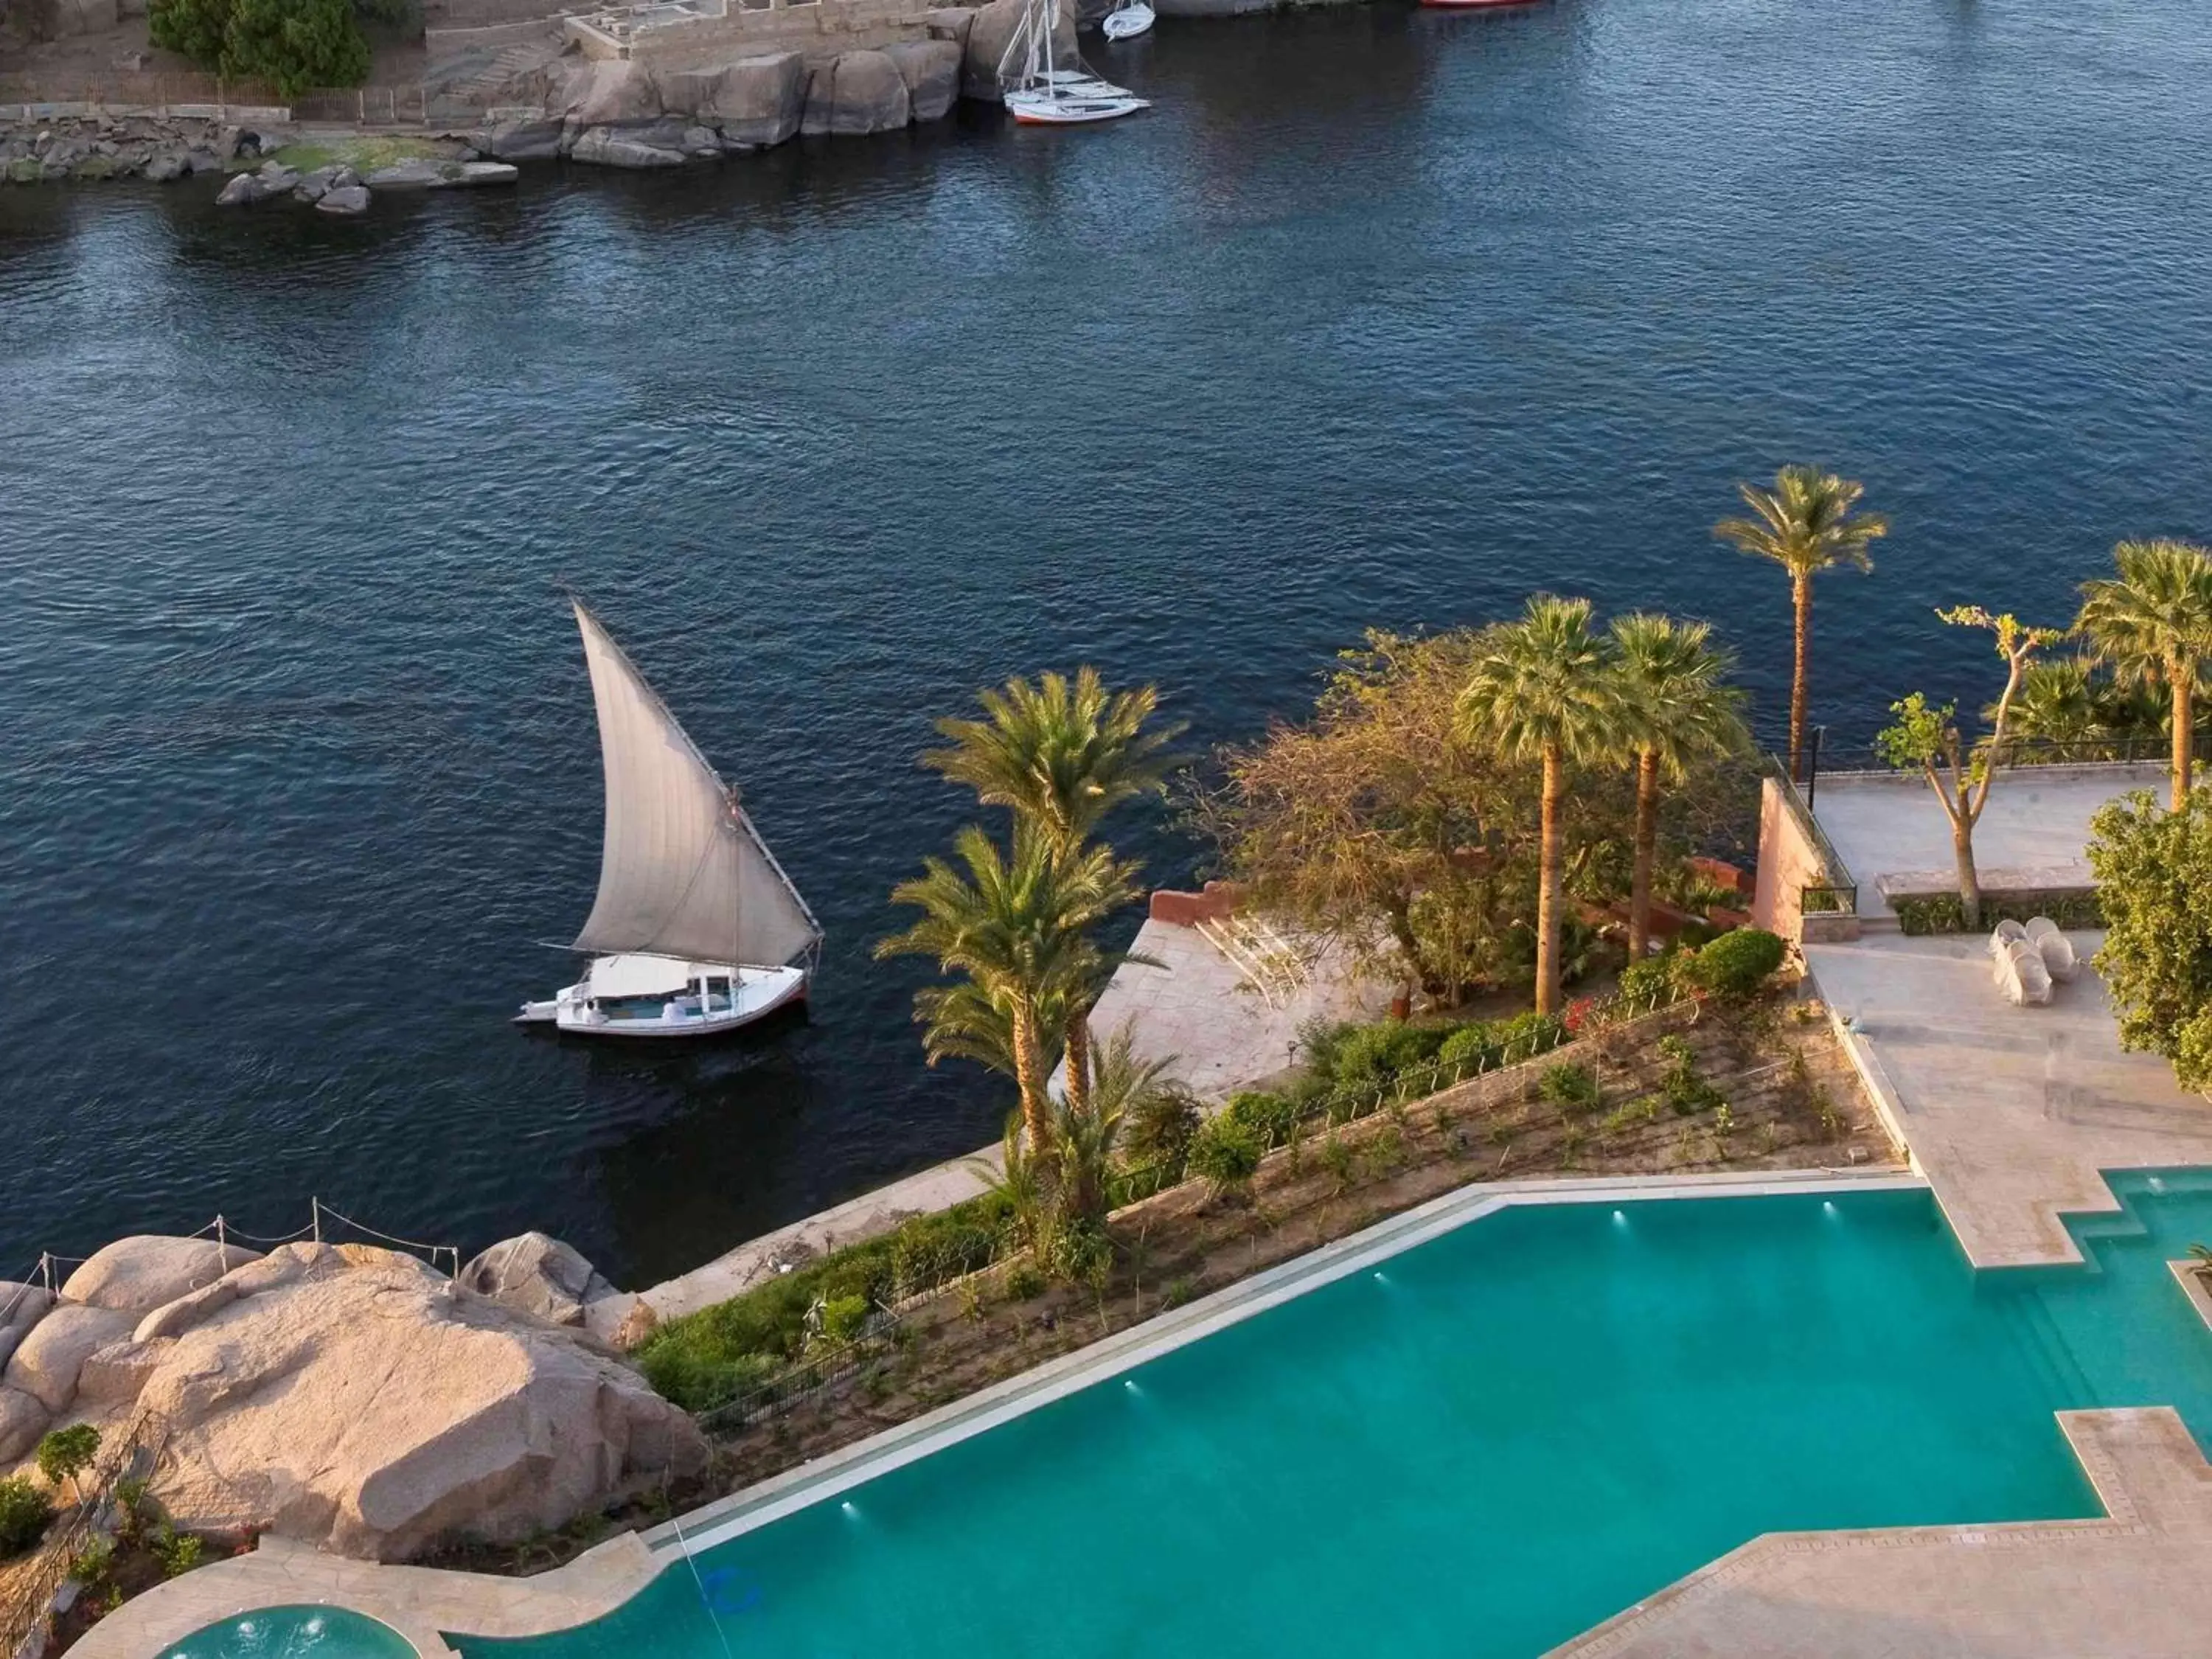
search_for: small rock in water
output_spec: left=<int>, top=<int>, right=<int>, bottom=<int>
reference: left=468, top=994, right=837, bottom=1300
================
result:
left=437, top=160, right=519, bottom=188
left=215, top=171, right=266, bottom=205
left=292, top=165, right=339, bottom=204
left=316, top=184, right=371, bottom=215
left=682, top=125, right=723, bottom=159
left=185, top=147, right=223, bottom=175
left=143, top=152, right=188, bottom=184
left=364, top=158, right=446, bottom=189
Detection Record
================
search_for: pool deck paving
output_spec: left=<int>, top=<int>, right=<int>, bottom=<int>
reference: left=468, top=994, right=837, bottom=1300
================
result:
left=1804, top=931, right=2212, bottom=1269
left=1554, top=1405, right=2212, bottom=1659
left=1806, top=763, right=2165, bottom=917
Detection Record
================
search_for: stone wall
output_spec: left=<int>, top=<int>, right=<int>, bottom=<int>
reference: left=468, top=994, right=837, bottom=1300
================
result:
left=1752, top=775, right=1860, bottom=948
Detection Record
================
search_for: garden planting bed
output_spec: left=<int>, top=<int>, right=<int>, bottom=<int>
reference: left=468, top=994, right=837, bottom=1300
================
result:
left=700, top=996, right=1894, bottom=1498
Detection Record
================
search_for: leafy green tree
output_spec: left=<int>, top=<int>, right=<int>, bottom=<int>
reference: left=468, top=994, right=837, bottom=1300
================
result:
left=922, top=669, right=1179, bottom=1115
left=877, top=824, right=1136, bottom=1148
left=149, top=0, right=232, bottom=66
left=1714, top=466, right=1888, bottom=779
left=1877, top=608, right=2064, bottom=928
left=1609, top=614, right=1748, bottom=961
left=221, top=0, right=369, bottom=95
left=2076, top=539, right=2212, bottom=810
left=35, top=1424, right=100, bottom=1501
left=2087, top=787, right=2212, bottom=1092
left=1458, top=596, right=1624, bottom=1016
left=150, top=0, right=369, bottom=93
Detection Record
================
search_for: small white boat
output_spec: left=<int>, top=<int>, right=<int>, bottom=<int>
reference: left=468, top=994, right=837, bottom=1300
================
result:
left=1001, top=0, right=1148, bottom=124
left=1102, top=0, right=1153, bottom=41
left=518, top=600, right=823, bottom=1040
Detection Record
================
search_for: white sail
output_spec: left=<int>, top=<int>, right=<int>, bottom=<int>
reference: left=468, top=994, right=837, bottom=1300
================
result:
left=569, top=600, right=821, bottom=968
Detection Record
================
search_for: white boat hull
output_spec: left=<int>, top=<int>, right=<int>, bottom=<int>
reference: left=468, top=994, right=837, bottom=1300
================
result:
left=1102, top=2, right=1153, bottom=40
left=517, top=956, right=808, bottom=1039
left=1007, top=86, right=1150, bottom=123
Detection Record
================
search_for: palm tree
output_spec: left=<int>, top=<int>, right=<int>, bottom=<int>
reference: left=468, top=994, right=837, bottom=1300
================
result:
left=2076, top=539, right=2212, bottom=810
left=1991, top=657, right=2104, bottom=754
left=1714, top=466, right=1888, bottom=779
left=922, top=669, right=1181, bottom=1113
left=1458, top=597, right=1624, bottom=1015
left=876, top=824, right=1135, bottom=1147
left=1610, top=614, right=1749, bottom=961
left=922, top=669, right=1184, bottom=850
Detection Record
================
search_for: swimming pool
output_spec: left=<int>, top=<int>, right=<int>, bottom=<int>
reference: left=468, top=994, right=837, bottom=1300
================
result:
left=456, top=1174, right=2212, bottom=1658
left=162, top=1605, right=416, bottom=1659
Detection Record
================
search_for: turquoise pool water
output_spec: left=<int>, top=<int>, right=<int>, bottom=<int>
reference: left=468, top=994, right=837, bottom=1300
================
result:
left=163, top=1605, right=415, bottom=1659
left=459, top=1176, right=2212, bottom=1658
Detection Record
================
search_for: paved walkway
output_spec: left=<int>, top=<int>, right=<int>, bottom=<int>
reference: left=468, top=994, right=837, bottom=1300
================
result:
left=1806, top=931, right=2212, bottom=1267
left=1556, top=1405, right=2212, bottom=1658
left=1808, top=763, right=2165, bottom=917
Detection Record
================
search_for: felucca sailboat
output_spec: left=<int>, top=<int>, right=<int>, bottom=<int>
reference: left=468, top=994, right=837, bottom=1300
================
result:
left=516, top=600, right=821, bottom=1038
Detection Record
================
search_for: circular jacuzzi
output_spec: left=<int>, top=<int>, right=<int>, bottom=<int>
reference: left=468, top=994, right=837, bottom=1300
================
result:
left=162, top=1605, right=419, bottom=1658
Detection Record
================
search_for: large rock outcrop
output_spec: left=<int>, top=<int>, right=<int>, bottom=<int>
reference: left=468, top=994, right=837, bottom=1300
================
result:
left=61, top=1236, right=259, bottom=1315
left=825, top=50, right=913, bottom=137
left=460, top=1233, right=616, bottom=1329
left=0, top=1386, right=47, bottom=1464
left=110, top=1242, right=706, bottom=1560
left=888, top=41, right=964, bottom=125
left=4, top=1304, right=133, bottom=1412
left=0, top=1281, right=50, bottom=1373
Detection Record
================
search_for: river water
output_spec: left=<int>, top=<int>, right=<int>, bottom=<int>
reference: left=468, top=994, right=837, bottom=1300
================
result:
left=3, top=0, right=2208, bottom=1286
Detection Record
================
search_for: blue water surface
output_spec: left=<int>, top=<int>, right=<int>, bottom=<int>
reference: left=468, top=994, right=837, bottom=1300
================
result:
left=4, top=0, right=2211, bottom=1280
left=453, top=1177, right=2212, bottom=1658
left=164, top=1605, right=416, bottom=1659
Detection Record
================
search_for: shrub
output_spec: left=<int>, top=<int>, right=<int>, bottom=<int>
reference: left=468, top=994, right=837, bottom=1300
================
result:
left=1616, top=956, right=1673, bottom=1006
left=37, top=1423, right=100, bottom=1495
left=153, top=1524, right=204, bottom=1579
left=1894, top=888, right=2104, bottom=936
left=1186, top=1114, right=1262, bottom=1197
left=0, top=1477, right=52, bottom=1558
left=1435, top=1021, right=1500, bottom=1079
left=1491, top=1010, right=1565, bottom=1064
left=813, top=1293, right=872, bottom=1348
left=632, top=1189, right=1015, bottom=1411
left=1003, top=1262, right=1047, bottom=1301
left=1227, top=1091, right=1299, bottom=1150
left=1673, top=928, right=1784, bottom=998
left=1537, top=1061, right=1600, bottom=1113
left=68, top=1537, right=114, bottom=1586
left=1123, top=1082, right=1203, bottom=1173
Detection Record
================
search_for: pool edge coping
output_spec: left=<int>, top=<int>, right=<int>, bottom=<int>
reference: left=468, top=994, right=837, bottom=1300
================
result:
left=644, top=1164, right=1926, bottom=1560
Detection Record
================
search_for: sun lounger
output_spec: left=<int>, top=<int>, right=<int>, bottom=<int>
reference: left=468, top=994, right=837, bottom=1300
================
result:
left=2006, top=938, right=2053, bottom=1005
left=2025, top=917, right=2080, bottom=982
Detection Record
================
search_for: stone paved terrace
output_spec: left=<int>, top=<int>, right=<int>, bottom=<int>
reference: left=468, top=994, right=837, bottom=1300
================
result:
left=1806, top=932, right=2212, bottom=1268
left=1554, top=1406, right=2212, bottom=1659
left=1807, top=761, right=2166, bottom=917
left=1079, top=915, right=1391, bottom=1101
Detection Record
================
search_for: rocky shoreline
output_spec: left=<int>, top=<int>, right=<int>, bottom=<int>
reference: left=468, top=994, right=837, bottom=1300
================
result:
left=0, top=0, right=1071, bottom=205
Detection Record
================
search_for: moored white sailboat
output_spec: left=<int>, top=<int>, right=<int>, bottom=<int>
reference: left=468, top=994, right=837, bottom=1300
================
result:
left=1102, top=0, right=1154, bottom=41
left=1000, top=0, right=1149, bottom=124
left=516, top=600, right=822, bottom=1040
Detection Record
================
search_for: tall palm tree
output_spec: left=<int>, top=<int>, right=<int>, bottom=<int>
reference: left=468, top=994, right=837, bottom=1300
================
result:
left=1610, top=614, right=1749, bottom=961
left=1458, top=597, right=1624, bottom=1015
left=2076, top=539, right=2212, bottom=810
left=1714, top=466, right=1888, bottom=779
left=922, top=669, right=1180, bottom=1113
left=922, top=669, right=1184, bottom=849
left=876, top=824, right=1135, bottom=1147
